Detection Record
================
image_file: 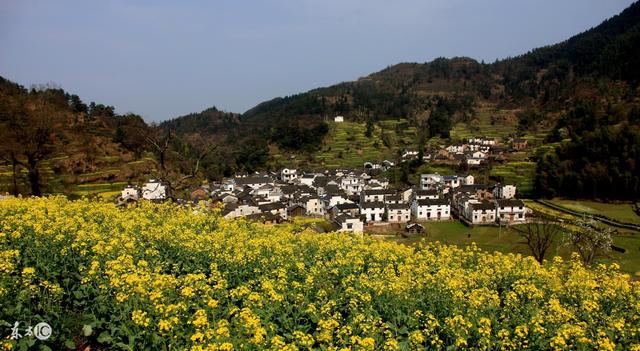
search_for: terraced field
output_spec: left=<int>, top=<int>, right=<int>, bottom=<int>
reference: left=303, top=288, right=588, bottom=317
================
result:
left=0, top=155, right=155, bottom=198
left=272, top=120, right=420, bottom=168
left=490, top=162, right=536, bottom=196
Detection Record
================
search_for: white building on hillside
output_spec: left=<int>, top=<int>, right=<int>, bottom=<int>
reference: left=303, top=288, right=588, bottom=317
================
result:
left=334, top=116, right=344, bottom=122
left=281, top=168, right=298, bottom=182
left=360, top=202, right=385, bottom=222
left=142, top=180, right=166, bottom=200
left=496, top=199, right=526, bottom=223
left=493, top=184, right=517, bottom=199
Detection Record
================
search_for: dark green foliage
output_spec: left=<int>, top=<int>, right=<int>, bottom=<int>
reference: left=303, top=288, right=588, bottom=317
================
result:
left=535, top=100, right=640, bottom=200
left=271, top=122, right=329, bottom=152
left=427, top=103, right=451, bottom=139
left=517, top=107, right=545, bottom=133
left=365, top=119, right=374, bottom=138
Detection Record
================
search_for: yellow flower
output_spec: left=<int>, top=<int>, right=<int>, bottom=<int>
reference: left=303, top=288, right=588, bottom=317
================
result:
left=132, top=310, right=150, bottom=327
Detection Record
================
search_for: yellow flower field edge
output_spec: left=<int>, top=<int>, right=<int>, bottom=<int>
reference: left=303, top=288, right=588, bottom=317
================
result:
left=0, top=197, right=639, bottom=350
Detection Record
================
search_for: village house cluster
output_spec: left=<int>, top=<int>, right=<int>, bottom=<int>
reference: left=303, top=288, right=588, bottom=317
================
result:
left=401, top=136, right=528, bottom=165
left=119, top=166, right=528, bottom=234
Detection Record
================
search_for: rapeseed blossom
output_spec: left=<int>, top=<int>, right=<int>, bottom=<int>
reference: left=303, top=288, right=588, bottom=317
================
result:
left=0, top=197, right=638, bottom=350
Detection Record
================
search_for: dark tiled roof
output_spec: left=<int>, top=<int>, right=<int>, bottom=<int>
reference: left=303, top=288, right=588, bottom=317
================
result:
left=496, top=199, right=525, bottom=208
left=360, top=201, right=385, bottom=209
left=416, top=199, right=450, bottom=206
left=470, top=202, right=496, bottom=211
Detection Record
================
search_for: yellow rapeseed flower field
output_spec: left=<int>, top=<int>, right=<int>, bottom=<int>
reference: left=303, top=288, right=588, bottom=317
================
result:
left=0, top=197, right=639, bottom=350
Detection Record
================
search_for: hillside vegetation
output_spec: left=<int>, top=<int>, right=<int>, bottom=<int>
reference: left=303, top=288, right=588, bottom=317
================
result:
left=1, top=197, right=639, bottom=350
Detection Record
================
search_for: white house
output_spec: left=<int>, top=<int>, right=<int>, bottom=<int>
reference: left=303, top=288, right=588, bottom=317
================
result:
left=233, top=176, right=272, bottom=190
left=446, top=143, right=465, bottom=154
left=121, top=185, right=139, bottom=200
left=414, top=189, right=439, bottom=200
left=259, top=202, right=288, bottom=220
left=340, top=175, right=363, bottom=194
left=468, top=137, right=497, bottom=146
left=464, top=202, right=496, bottom=225
left=301, top=196, right=326, bottom=216
left=300, top=174, right=318, bottom=187
left=223, top=203, right=261, bottom=219
left=334, top=116, right=344, bottom=123
left=334, top=214, right=363, bottom=233
left=493, top=184, right=517, bottom=199
left=361, top=189, right=387, bottom=203
left=386, top=204, right=411, bottom=223
left=420, top=174, right=443, bottom=190
left=466, top=156, right=484, bottom=165
left=323, top=193, right=351, bottom=208
left=142, top=180, right=166, bottom=200
left=360, top=202, right=385, bottom=222
left=281, top=168, right=298, bottom=182
left=412, top=199, right=451, bottom=221
left=496, top=199, right=526, bottom=223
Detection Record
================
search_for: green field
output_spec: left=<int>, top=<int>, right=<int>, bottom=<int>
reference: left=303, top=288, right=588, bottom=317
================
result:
left=549, top=199, right=640, bottom=225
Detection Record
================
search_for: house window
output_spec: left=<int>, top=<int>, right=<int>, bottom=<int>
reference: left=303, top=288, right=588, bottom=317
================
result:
left=347, top=223, right=353, bottom=229
left=518, top=214, right=523, bottom=218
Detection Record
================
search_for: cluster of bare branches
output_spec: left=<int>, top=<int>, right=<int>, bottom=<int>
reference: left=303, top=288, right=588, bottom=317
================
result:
left=145, top=128, right=218, bottom=200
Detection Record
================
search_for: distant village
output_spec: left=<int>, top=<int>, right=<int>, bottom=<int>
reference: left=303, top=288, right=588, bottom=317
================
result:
left=119, top=161, right=529, bottom=235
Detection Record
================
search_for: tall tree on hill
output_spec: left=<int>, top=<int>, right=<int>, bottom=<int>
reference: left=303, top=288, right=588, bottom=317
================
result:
left=0, top=93, right=61, bottom=196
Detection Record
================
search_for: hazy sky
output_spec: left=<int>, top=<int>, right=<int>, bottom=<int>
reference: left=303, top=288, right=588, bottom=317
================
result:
left=0, top=1, right=635, bottom=122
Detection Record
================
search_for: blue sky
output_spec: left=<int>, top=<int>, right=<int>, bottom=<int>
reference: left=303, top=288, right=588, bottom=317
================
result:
left=0, top=0, right=635, bottom=122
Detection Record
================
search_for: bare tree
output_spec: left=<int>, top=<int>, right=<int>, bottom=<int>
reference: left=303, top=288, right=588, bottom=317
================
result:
left=511, top=217, right=562, bottom=263
left=567, top=218, right=614, bottom=267
left=146, top=128, right=217, bottom=200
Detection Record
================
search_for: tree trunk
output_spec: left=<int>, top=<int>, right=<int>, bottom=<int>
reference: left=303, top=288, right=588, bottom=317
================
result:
left=11, top=154, right=19, bottom=196
left=27, top=155, right=42, bottom=196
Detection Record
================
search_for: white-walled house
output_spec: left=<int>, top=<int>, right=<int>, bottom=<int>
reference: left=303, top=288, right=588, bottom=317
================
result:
left=281, top=168, right=298, bottom=182
left=323, top=192, right=351, bottom=208
left=301, top=196, right=325, bottom=216
left=493, top=184, right=517, bottom=199
left=121, top=185, right=139, bottom=200
left=360, top=202, right=385, bottom=222
left=464, top=202, right=496, bottom=225
left=259, top=202, right=288, bottom=220
left=142, top=180, right=166, bottom=200
left=334, top=116, right=344, bottom=123
left=340, top=175, right=363, bottom=194
left=334, top=214, right=363, bottom=233
left=468, top=137, right=497, bottom=146
left=446, top=143, right=465, bottom=154
left=361, top=189, right=387, bottom=203
left=414, top=189, right=439, bottom=200
left=386, top=204, right=411, bottom=223
left=233, top=176, right=272, bottom=190
left=412, top=199, right=451, bottom=221
left=420, top=174, right=443, bottom=190
left=300, top=174, right=318, bottom=187
left=496, top=199, right=526, bottom=223
left=223, top=203, right=261, bottom=219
